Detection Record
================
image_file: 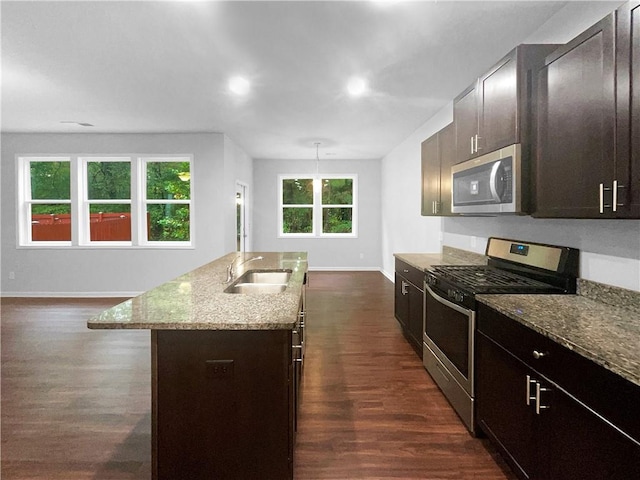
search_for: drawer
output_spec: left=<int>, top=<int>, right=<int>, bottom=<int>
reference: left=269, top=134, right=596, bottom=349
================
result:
left=395, top=258, right=425, bottom=289
left=477, top=303, right=640, bottom=443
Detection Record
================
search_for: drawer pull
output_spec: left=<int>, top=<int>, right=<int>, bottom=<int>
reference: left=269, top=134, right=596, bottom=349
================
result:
left=525, top=375, right=537, bottom=406
left=535, top=383, right=551, bottom=415
left=532, top=350, right=547, bottom=360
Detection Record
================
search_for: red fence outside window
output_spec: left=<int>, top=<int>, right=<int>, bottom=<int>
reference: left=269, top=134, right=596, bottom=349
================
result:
left=31, top=213, right=132, bottom=241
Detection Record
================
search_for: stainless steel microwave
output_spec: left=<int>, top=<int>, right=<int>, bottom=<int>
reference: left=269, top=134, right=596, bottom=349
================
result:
left=451, top=144, right=523, bottom=214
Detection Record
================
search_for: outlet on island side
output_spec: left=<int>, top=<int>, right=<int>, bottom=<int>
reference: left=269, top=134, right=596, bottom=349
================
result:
left=9, top=271, right=15, bottom=280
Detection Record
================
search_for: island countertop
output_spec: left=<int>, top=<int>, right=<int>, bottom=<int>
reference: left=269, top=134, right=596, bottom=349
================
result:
left=87, top=252, right=308, bottom=330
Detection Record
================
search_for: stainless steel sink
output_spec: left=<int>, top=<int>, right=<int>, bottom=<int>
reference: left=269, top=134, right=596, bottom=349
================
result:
left=240, top=270, right=292, bottom=284
left=224, top=269, right=292, bottom=294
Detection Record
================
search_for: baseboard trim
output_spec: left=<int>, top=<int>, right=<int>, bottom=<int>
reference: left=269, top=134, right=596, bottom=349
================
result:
left=1, top=291, right=140, bottom=299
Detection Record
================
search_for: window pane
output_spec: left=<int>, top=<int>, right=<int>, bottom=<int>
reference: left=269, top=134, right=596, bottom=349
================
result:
left=282, top=179, right=313, bottom=205
left=31, top=204, right=71, bottom=241
left=283, top=207, right=313, bottom=233
left=322, top=178, right=353, bottom=205
left=323, top=207, right=352, bottom=234
left=87, top=161, right=131, bottom=199
left=89, top=204, right=131, bottom=241
left=147, top=162, right=191, bottom=200
left=147, top=204, right=190, bottom=241
left=30, top=161, right=70, bottom=200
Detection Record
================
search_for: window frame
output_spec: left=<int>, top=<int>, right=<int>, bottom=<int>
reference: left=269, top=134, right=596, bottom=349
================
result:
left=278, top=173, right=357, bottom=238
left=16, top=154, right=194, bottom=249
left=17, top=156, right=73, bottom=247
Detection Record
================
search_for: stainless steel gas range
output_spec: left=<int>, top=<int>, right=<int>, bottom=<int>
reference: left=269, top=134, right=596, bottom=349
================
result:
left=422, top=237, right=579, bottom=434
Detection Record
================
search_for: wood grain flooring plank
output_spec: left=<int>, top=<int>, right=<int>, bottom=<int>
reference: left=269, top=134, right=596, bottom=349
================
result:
left=1, top=274, right=515, bottom=479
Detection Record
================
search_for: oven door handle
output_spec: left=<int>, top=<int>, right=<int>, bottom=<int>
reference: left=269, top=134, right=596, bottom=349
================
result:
left=425, top=284, right=472, bottom=316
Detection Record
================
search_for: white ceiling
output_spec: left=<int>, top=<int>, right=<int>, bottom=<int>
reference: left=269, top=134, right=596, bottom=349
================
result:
left=2, top=1, right=573, bottom=160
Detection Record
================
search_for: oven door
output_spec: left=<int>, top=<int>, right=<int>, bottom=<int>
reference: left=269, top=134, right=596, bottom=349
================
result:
left=423, top=284, right=475, bottom=396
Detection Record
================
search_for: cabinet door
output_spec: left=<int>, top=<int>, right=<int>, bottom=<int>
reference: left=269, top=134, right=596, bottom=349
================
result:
left=543, top=384, right=640, bottom=480
left=394, top=272, right=409, bottom=329
left=439, top=123, right=456, bottom=216
left=454, top=84, right=479, bottom=163
left=476, top=332, right=537, bottom=480
left=616, top=1, right=640, bottom=218
left=479, top=51, right=518, bottom=154
left=421, top=134, right=440, bottom=216
left=535, top=14, right=616, bottom=218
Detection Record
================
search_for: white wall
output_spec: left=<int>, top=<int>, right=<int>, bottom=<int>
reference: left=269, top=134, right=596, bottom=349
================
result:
left=380, top=1, right=640, bottom=291
left=252, top=158, right=381, bottom=269
left=1, top=132, right=251, bottom=296
left=380, top=104, right=452, bottom=277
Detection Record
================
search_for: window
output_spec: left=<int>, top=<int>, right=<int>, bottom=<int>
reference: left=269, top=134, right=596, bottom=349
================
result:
left=279, top=174, right=357, bottom=237
left=17, top=155, right=193, bottom=248
left=22, top=158, right=72, bottom=244
left=83, top=157, right=132, bottom=243
left=144, top=159, right=191, bottom=242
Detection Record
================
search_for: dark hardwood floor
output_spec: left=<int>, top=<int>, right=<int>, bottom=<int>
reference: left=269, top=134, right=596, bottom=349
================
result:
left=1, top=272, right=515, bottom=479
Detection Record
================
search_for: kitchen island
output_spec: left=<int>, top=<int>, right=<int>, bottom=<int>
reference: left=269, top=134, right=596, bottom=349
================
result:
left=88, top=252, right=308, bottom=480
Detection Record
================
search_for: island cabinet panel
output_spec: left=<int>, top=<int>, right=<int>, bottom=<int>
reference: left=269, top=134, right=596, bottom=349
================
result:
left=394, top=259, right=424, bottom=358
left=152, top=329, right=293, bottom=480
left=476, top=304, right=640, bottom=480
left=421, top=123, right=456, bottom=216
left=536, top=2, right=640, bottom=219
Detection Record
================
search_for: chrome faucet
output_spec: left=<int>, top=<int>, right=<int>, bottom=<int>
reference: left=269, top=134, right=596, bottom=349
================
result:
left=225, top=255, right=264, bottom=283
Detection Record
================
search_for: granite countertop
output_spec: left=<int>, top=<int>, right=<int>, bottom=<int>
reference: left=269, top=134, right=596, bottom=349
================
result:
left=394, top=246, right=487, bottom=272
left=478, top=285, right=640, bottom=387
left=87, top=252, right=308, bottom=330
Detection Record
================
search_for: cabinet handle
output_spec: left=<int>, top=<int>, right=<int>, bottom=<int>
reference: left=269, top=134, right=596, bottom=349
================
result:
left=602, top=184, right=612, bottom=211
left=535, top=382, right=551, bottom=415
left=532, top=350, right=547, bottom=360
left=470, top=136, right=474, bottom=154
left=615, top=181, right=626, bottom=209
left=525, top=375, right=537, bottom=406
left=475, top=134, right=481, bottom=152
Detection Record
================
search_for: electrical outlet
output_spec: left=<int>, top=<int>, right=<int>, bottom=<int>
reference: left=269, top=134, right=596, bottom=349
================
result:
left=9, top=271, right=15, bottom=280
left=206, top=359, right=234, bottom=379
left=359, top=253, right=364, bottom=259
left=470, top=236, right=477, bottom=249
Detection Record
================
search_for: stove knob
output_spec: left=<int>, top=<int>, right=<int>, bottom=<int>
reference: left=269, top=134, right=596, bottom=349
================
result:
left=456, top=292, right=465, bottom=302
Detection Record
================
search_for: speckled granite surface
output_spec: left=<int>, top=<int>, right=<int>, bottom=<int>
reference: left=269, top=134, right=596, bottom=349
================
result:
left=477, top=292, right=640, bottom=387
left=394, top=247, right=486, bottom=272
left=578, top=278, right=640, bottom=316
left=87, top=252, right=308, bottom=330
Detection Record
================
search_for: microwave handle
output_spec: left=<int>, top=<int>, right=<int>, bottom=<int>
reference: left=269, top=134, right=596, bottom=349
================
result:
left=489, top=161, right=502, bottom=202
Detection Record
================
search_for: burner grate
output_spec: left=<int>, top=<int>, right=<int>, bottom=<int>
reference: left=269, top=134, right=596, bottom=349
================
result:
left=431, top=265, right=558, bottom=294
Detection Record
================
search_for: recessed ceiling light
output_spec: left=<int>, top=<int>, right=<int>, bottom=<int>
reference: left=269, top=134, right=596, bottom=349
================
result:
left=228, top=76, right=250, bottom=96
left=347, top=77, right=368, bottom=97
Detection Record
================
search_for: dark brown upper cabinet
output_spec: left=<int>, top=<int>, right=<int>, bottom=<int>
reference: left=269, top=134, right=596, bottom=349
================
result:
left=535, top=1, right=640, bottom=218
left=454, top=44, right=558, bottom=165
left=421, top=123, right=455, bottom=216
left=616, top=1, right=640, bottom=218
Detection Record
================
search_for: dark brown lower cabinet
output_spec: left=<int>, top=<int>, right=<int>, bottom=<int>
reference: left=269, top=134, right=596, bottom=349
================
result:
left=152, top=329, right=294, bottom=480
left=476, top=305, right=640, bottom=480
left=394, top=259, right=424, bottom=358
